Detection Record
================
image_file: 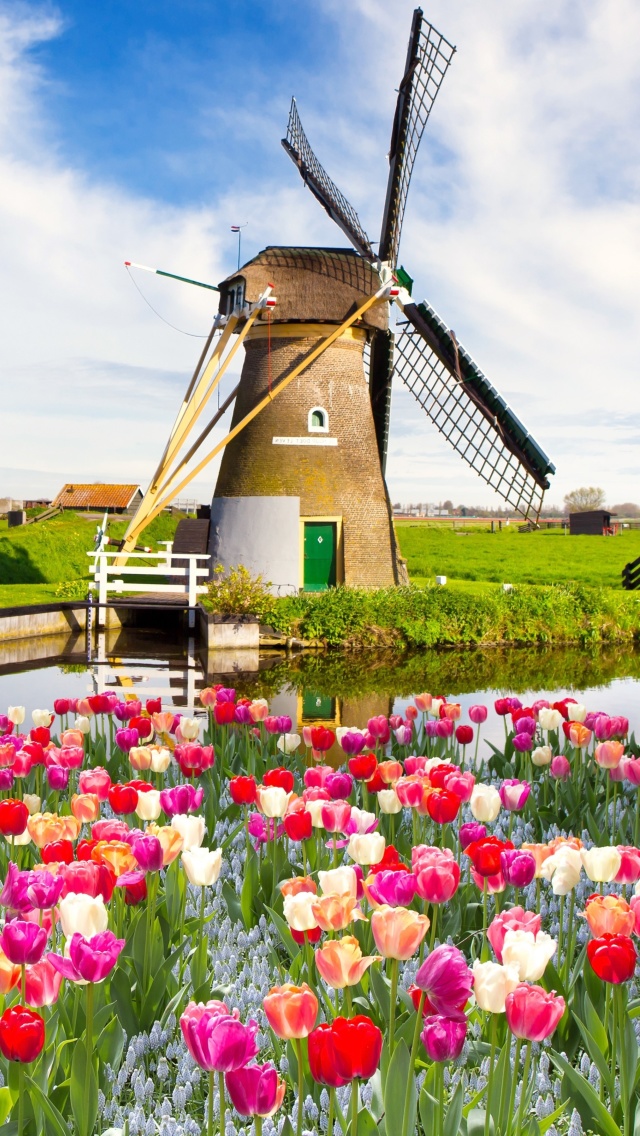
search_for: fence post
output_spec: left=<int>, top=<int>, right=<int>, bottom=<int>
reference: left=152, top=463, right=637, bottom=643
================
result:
left=188, top=556, right=196, bottom=629
left=97, top=553, right=107, bottom=629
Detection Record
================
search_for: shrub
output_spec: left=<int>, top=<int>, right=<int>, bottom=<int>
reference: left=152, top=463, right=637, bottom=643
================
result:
left=205, top=564, right=276, bottom=621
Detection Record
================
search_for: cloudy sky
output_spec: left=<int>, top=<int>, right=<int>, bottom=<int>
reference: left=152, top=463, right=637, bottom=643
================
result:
left=0, top=0, right=638, bottom=510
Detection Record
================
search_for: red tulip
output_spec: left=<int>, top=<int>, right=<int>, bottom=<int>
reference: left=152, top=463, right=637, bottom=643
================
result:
left=284, top=811, right=312, bottom=841
left=129, top=716, right=153, bottom=741
left=365, top=769, right=385, bottom=794
left=348, top=755, right=377, bottom=782
left=290, top=925, right=321, bottom=945
left=308, top=1015, right=382, bottom=1085
left=0, top=1005, right=45, bottom=1063
left=29, top=726, right=50, bottom=748
left=369, top=845, right=404, bottom=875
left=41, top=839, right=74, bottom=865
left=214, top=701, right=236, bottom=725
left=465, top=837, right=513, bottom=878
left=307, top=1022, right=349, bottom=1087
left=587, top=934, right=637, bottom=984
left=263, top=768, right=295, bottom=794
left=426, top=789, right=460, bottom=825
left=229, top=776, right=257, bottom=805
left=0, top=799, right=29, bottom=837
left=455, top=725, right=473, bottom=746
left=76, top=839, right=98, bottom=861
left=311, top=727, right=335, bottom=752
left=428, top=763, right=457, bottom=790
left=108, top=784, right=139, bottom=815
left=146, top=698, right=162, bottom=715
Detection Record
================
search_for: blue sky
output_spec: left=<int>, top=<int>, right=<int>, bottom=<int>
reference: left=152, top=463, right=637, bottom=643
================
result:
left=0, top=0, right=639, bottom=510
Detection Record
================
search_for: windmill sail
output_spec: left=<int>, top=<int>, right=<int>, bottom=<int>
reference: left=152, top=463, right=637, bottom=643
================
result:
left=394, top=300, right=555, bottom=520
left=379, top=11, right=456, bottom=268
left=282, top=98, right=374, bottom=259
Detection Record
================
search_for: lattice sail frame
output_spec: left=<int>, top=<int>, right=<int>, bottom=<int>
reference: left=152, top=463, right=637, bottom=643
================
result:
left=379, top=12, right=456, bottom=267
left=394, top=306, right=554, bottom=521
left=282, top=99, right=374, bottom=259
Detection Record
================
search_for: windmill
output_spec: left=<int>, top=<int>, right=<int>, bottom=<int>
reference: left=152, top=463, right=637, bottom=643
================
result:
left=120, top=8, right=554, bottom=593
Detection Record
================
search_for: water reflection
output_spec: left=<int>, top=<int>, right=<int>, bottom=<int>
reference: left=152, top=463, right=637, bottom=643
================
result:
left=0, top=626, right=638, bottom=757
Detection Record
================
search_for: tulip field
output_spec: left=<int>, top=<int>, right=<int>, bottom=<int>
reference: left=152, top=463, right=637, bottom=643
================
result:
left=0, top=692, right=639, bottom=1136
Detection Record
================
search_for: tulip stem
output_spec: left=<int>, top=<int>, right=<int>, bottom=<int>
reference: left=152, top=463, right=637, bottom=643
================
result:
left=207, top=1069, right=214, bottom=1136
left=17, top=1065, right=24, bottom=1136
left=143, top=871, right=159, bottom=990
left=484, top=1013, right=497, bottom=1136
left=351, top=1078, right=359, bottom=1136
left=563, top=890, right=575, bottom=986
left=327, top=1086, right=335, bottom=1136
left=294, top=1037, right=304, bottom=1136
left=514, top=1042, right=531, bottom=1136
left=20, top=965, right=26, bottom=1004
left=402, top=989, right=425, bottom=1136
left=437, top=1063, right=444, bottom=1136
left=219, top=1069, right=226, bottom=1136
left=388, top=958, right=399, bottom=1056
left=610, top=981, right=617, bottom=1093
left=616, top=987, right=631, bottom=1136
left=429, top=905, right=438, bottom=952
left=254, top=1118, right=262, bottom=1136
left=506, top=1038, right=522, bottom=1136
left=557, top=894, right=564, bottom=970
left=84, top=981, right=94, bottom=1136
left=611, top=784, right=618, bottom=844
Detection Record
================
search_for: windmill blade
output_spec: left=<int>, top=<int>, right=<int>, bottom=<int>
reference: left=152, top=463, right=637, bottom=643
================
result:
left=394, top=300, right=555, bottom=521
left=282, top=98, right=374, bottom=259
left=368, top=327, right=396, bottom=473
left=379, top=10, right=456, bottom=268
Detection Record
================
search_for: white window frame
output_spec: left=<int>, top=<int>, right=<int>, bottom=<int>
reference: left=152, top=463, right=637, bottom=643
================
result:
left=308, top=406, right=329, bottom=434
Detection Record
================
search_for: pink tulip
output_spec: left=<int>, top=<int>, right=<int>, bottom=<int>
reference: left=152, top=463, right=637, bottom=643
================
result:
left=321, top=802, right=351, bottom=834
left=616, top=847, right=640, bottom=885
left=505, top=983, right=565, bottom=1041
left=444, top=770, right=475, bottom=803
left=435, top=719, right=454, bottom=739
left=0, top=920, right=47, bottom=965
left=468, top=705, right=488, bottom=725
left=365, top=870, right=417, bottom=907
left=389, top=715, right=403, bottom=731
left=487, top=907, right=542, bottom=963
left=26, top=871, right=64, bottom=910
left=415, top=945, right=473, bottom=1016
left=91, top=819, right=131, bottom=842
left=57, top=746, right=85, bottom=770
left=610, top=716, right=629, bottom=738
left=78, top=767, right=112, bottom=800
left=395, top=725, right=413, bottom=746
left=395, top=777, right=424, bottom=808
left=414, top=693, right=432, bottom=713
left=180, top=1000, right=259, bottom=1072
left=48, top=931, right=125, bottom=983
left=414, top=852, right=460, bottom=904
left=499, top=779, right=531, bottom=812
left=25, top=957, right=62, bottom=1007
left=404, top=756, right=428, bottom=776
left=624, top=758, right=640, bottom=786
left=630, top=896, right=640, bottom=936
left=225, top=1062, right=285, bottom=1117
left=471, top=868, right=505, bottom=894
left=593, top=715, right=613, bottom=741
left=304, top=766, right=333, bottom=789
left=550, top=756, right=571, bottom=780
left=609, top=759, right=629, bottom=783
left=367, top=716, right=390, bottom=744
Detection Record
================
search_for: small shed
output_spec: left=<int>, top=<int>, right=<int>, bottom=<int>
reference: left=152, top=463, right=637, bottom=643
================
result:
left=52, top=484, right=143, bottom=515
left=569, top=509, right=617, bottom=536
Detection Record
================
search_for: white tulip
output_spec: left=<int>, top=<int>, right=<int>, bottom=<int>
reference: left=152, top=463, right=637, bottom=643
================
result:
left=257, top=786, right=292, bottom=819
left=277, top=733, right=301, bottom=755
left=135, top=790, right=162, bottom=822
left=182, top=847, right=222, bottom=887
left=336, top=727, right=360, bottom=742
left=179, top=717, right=200, bottom=740
left=472, top=960, right=520, bottom=1013
left=23, top=794, right=41, bottom=815
left=539, top=847, right=582, bottom=894
left=377, top=789, right=402, bottom=815
left=567, top=704, right=587, bottom=723
left=348, top=807, right=377, bottom=834
left=4, top=830, right=31, bottom=846
left=470, top=784, right=501, bottom=823
left=431, top=699, right=444, bottom=718
left=171, top=814, right=206, bottom=851
left=531, top=745, right=552, bottom=767
left=74, top=716, right=91, bottom=735
left=7, top=706, right=25, bottom=725
left=150, top=747, right=172, bottom=773
left=58, top=893, right=108, bottom=939
left=502, top=930, right=557, bottom=982
left=32, top=709, right=52, bottom=728
left=318, top=866, right=358, bottom=898
left=347, top=832, right=386, bottom=866
left=305, top=799, right=328, bottom=828
left=283, top=891, right=319, bottom=932
left=581, top=846, right=621, bottom=883
left=538, top=708, right=563, bottom=732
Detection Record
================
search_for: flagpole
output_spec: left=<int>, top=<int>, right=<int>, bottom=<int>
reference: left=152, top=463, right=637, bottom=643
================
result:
left=231, top=223, right=248, bottom=270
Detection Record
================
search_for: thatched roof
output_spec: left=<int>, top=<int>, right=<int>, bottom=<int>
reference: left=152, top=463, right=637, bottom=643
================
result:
left=218, top=247, right=388, bottom=331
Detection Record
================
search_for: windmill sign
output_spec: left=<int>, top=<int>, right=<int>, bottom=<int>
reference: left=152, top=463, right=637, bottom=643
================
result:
left=120, top=8, right=555, bottom=594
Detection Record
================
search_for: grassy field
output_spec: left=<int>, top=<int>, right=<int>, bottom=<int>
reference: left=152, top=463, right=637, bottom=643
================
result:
left=0, top=511, right=181, bottom=607
left=395, top=521, right=640, bottom=589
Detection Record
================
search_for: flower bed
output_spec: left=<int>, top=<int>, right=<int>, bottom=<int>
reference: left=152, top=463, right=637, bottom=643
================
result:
left=0, top=690, right=638, bottom=1135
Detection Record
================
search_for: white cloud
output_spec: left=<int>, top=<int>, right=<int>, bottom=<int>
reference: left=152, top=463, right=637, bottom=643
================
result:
left=0, top=1, right=639, bottom=514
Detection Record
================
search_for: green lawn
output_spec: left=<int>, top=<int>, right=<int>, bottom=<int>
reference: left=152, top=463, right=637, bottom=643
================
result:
left=0, top=511, right=181, bottom=608
left=395, top=521, right=640, bottom=589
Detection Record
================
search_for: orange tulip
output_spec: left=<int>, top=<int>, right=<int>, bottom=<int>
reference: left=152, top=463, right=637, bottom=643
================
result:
left=27, top=812, right=81, bottom=848
left=377, top=760, right=403, bottom=786
left=371, top=904, right=430, bottom=960
left=279, top=876, right=317, bottom=898
left=416, top=783, right=435, bottom=817
left=199, top=688, right=218, bottom=708
left=441, top=703, right=461, bottom=721
left=311, top=893, right=361, bottom=932
left=60, top=729, right=85, bottom=748
left=263, top=983, right=318, bottom=1039
left=521, top=843, right=553, bottom=877
left=315, top=935, right=380, bottom=989
left=594, top=741, right=625, bottom=770
left=0, top=949, right=20, bottom=994
left=152, top=711, right=175, bottom=735
left=569, top=723, right=591, bottom=748
left=548, top=835, right=583, bottom=853
left=76, top=699, right=94, bottom=717
left=129, top=746, right=153, bottom=771
left=146, top=823, right=183, bottom=865
left=71, top=793, right=100, bottom=824
left=91, top=839, right=137, bottom=877
left=582, top=894, right=635, bottom=938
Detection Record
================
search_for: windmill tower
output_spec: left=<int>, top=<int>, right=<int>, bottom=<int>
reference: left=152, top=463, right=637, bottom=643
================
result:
left=120, top=9, right=555, bottom=593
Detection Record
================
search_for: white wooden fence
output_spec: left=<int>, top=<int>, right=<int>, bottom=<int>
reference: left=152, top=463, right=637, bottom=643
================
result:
left=88, top=545, right=210, bottom=628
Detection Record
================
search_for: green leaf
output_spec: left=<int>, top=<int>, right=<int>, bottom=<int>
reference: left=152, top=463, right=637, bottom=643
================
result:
left=26, top=1075, right=73, bottom=1136
left=264, top=905, right=298, bottom=962
left=222, top=879, right=243, bottom=924
left=353, top=1108, right=380, bottom=1135
left=96, top=1015, right=125, bottom=1077
left=622, top=1002, right=638, bottom=1113
left=444, top=1080, right=464, bottom=1136
left=572, top=1013, right=613, bottom=1098
left=0, top=1087, right=13, bottom=1126
left=551, top=1050, right=622, bottom=1136
left=467, top=1110, right=494, bottom=1136
left=70, top=1039, right=98, bottom=1136
left=583, top=993, right=608, bottom=1057
left=111, top=965, right=140, bottom=1038
left=240, top=850, right=259, bottom=929
left=369, top=966, right=390, bottom=1021
left=385, top=1040, right=415, bottom=1136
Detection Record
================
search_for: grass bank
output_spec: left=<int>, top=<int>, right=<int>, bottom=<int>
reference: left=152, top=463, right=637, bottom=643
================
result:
left=256, top=582, right=640, bottom=649
left=395, top=520, right=640, bottom=589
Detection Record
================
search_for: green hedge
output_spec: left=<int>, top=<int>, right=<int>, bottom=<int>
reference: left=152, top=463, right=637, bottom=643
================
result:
left=264, top=582, right=640, bottom=649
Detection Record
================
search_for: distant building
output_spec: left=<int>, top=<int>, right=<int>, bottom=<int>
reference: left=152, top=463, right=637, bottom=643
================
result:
left=569, top=509, right=618, bottom=536
left=52, top=484, right=143, bottom=515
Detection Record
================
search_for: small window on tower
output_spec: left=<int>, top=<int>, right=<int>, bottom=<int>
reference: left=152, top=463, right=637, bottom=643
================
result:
left=308, top=407, right=328, bottom=433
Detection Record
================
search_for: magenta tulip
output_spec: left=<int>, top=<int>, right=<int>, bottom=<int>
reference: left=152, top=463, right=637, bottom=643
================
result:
left=26, top=871, right=64, bottom=910
left=366, top=870, right=417, bottom=907
left=550, top=755, right=571, bottom=781
left=180, top=1000, right=259, bottom=1072
left=159, top=784, right=204, bottom=817
left=115, top=728, right=139, bottom=753
left=512, top=732, right=533, bottom=753
left=500, top=849, right=536, bottom=889
left=46, top=765, right=69, bottom=791
left=421, top=1014, right=467, bottom=1061
left=468, top=705, right=488, bottom=724
left=339, top=732, right=366, bottom=756
left=225, top=1061, right=285, bottom=1117
left=325, top=772, right=353, bottom=800
left=132, top=835, right=164, bottom=873
left=48, top=931, right=125, bottom=983
left=0, top=920, right=48, bottom=965
left=415, top=945, right=473, bottom=1016
left=499, top=779, right=531, bottom=812
left=459, top=822, right=487, bottom=850
left=0, top=864, right=32, bottom=913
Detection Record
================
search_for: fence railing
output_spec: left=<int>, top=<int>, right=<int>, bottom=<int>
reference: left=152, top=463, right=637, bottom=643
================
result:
left=622, top=556, right=640, bottom=592
left=88, top=547, right=210, bottom=627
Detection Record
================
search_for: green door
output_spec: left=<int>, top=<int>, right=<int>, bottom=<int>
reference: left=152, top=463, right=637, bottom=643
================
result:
left=302, top=689, right=336, bottom=719
left=303, top=522, right=337, bottom=591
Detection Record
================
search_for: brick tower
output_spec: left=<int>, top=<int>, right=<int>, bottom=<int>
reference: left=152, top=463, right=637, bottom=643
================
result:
left=211, top=247, right=403, bottom=591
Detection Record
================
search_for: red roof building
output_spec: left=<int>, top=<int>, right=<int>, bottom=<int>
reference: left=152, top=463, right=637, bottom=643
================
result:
left=52, top=484, right=143, bottom=514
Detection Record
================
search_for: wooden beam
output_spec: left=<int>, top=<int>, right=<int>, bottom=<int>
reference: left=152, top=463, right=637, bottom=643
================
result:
left=125, top=286, right=387, bottom=540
